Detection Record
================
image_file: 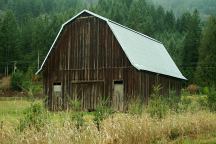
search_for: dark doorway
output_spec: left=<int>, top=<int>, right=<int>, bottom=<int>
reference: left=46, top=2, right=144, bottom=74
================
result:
left=112, top=80, right=124, bottom=111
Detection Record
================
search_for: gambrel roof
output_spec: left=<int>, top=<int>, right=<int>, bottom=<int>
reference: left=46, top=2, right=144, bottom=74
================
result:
left=36, top=10, right=186, bottom=80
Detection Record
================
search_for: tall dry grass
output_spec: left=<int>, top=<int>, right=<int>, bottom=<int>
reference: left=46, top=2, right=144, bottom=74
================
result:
left=1, top=111, right=216, bottom=144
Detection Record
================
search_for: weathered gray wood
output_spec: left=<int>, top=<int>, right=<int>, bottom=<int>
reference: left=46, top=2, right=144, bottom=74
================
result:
left=42, top=15, right=183, bottom=111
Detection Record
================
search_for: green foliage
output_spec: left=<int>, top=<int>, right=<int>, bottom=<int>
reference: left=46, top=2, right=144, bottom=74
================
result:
left=196, top=16, right=216, bottom=86
left=71, top=112, right=85, bottom=129
left=128, top=99, right=143, bottom=115
left=70, top=100, right=81, bottom=112
left=178, top=95, right=208, bottom=113
left=11, top=70, right=24, bottom=91
left=208, top=87, right=216, bottom=112
left=93, top=100, right=113, bottom=131
left=182, top=10, right=201, bottom=83
left=11, top=68, right=41, bottom=99
left=17, top=102, right=48, bottom=132
left=147, top=85, right=169, bottom=118
left=0, top=10, right=20, bottom=74
left=202, top=86, right=209, bottom=95
left=165, top=91, right=181, bottom=111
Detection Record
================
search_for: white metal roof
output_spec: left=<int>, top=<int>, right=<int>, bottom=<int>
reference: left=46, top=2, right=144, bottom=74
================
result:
left=36, top=10, right=186, bottom=80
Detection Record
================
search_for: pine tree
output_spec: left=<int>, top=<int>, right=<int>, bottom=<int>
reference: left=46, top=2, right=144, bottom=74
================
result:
left=110, top=0, right=128, bottom=24
left=0, top=11, right=20, bottom=74
left=196, top=16, right=216, bottom=86
left=182, top=10, right=201, bottom=82
left=127, top=0, right=154, bottom=36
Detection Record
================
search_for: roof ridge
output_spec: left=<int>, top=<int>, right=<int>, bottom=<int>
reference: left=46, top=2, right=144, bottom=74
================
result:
left=83, top=10, right=162, bottom=44
left=108, top=20, right=162, bottom=44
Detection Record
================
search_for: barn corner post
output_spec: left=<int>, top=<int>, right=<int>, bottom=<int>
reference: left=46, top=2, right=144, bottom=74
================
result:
left=37, top=10, right=186, bottom=112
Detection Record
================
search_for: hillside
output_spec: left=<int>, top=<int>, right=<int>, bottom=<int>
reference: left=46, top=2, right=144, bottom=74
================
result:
left=149, top=0, right=216, bottom=20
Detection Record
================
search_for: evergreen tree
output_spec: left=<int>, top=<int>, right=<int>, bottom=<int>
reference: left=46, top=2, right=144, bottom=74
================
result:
left=176, top=12, right=192, bottom=33
left=182, top=10, right=201, bottom=82
left=0, top=11, right=20, bottom=74
left=196, top=16, right=216, bottom=86
left=164, top=10, right=176, bottom=31
left=110, top=0, right=128, bottom=24
left=128, top=0, right=154, bottom=36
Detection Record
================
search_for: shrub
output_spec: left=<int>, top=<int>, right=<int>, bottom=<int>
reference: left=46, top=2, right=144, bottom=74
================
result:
left=187, top=84, right=199, bottom=95
left=165, top=90, right=180, bottom=112
left=93, top=100, right=113, bottom=131
left=179, top=95, right=208, bottom=112
left=11, top=70, right=24, bottom=91
left=147, top=85, right=169, bottom=118
left=71, top=112, right=85, bottom=129
left=208, top=87, right=216, bottom=111
left=147, top=96, right=169, bottom=118
left=202, top=86, right=209, bottom=95
left=128, top=99, right=143, bottom=115
left=70, top=99, right=81, bottom=112
left=17, top=102, right=49, bottom=132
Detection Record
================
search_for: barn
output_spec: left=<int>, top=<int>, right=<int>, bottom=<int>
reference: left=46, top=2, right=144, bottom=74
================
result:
left=36, top=10, right=186, bottom=111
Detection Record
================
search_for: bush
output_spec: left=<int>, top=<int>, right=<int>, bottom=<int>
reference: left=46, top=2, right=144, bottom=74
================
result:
left=17, top=102, right=49, bottom=132
left=147, top=96, right=169, bottom=118
left=202, top=86, right=209, bottom=95
left=70, top=99, right=81, bottom=111
left=128, top=99, right=143, bottom=115
left=71, top=112, right=85, bottom=129
left=165, top=90, right=181, bottom=112
left=187, top=84, right=199, bottom=95
left=208, top=87, right=216, bottom=111
left=93, top=100, right=113, bottom=131
left=179, top=95, right=208, bottom=112
left=11, top=70, right=24, bottom=91
left=147, top=85, right=169, bottom=118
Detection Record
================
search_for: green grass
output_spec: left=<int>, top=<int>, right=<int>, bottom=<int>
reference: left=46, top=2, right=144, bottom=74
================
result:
left=0, top=98, right=39, bottom=123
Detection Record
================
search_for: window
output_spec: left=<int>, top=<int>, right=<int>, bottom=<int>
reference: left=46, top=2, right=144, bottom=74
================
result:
left=53, top=82, right=62, bottom=92
left=114, top=80, right=123, bottom=85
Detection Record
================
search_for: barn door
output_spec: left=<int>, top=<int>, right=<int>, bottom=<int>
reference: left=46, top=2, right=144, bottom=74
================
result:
left=112, top=80, right=124, bottom=111
left=53, top=82, right=63, bottom=111
left=70, top=82, right=104, bottom=111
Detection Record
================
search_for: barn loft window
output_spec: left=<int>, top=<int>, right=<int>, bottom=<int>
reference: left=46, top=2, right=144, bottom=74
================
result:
left=114, top=80, right=123, bottom=84
left=53, top=82, right=62, bottom=92
left=53, top=82, right=62, bottom=111
left=113, top=80, right=124, bottom=111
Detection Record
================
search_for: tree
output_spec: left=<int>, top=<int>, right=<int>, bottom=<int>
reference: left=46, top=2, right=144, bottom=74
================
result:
left=127, top=0, right=154, bottom=36
left=110, top=0, right=128, bottom=24
left=164, top=10, right=176, bottom=31
left=176, top=12, right=192, bottom=33
left=181, top=10, right=201, bottom=83
left=0, top=11, right=20, bottom=74
left=196, top=16, right=216, bottom=86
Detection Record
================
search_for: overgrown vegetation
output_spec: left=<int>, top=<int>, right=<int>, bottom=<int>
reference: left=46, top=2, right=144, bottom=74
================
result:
left=127, top=99, right=143, bottom=115
left=208, top=87, right=216, bottom=112
left=10, top=68, right=42, bottom=99
left=93, top=99, right=113, bottom=131
left=17, top=102, right=48, bottom=132
left=1, top=96, right=216, bottom=143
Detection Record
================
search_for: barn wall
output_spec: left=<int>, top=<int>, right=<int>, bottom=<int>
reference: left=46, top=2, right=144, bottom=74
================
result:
left=43, top=15, right=182, bottom=111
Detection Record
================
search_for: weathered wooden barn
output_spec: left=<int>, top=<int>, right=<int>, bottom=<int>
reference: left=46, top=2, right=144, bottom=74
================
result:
left=36, top=10, right=186, bottom=111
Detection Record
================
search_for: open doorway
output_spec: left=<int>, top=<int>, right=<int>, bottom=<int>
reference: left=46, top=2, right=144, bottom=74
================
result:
left=112, top=80, right=124, bottom=111
left=53, top=82, right=62, bottom=111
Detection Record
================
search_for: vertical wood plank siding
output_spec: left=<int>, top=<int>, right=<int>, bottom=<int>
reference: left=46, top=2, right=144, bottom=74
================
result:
left=43, top=16, right=182, bottom=111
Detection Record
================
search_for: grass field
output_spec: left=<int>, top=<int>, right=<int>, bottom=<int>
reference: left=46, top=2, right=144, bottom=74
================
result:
left=1, top=98, right=216, bottom=144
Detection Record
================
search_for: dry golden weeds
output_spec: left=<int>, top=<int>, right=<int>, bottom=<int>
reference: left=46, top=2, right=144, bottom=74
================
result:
left=1, top=111, right=216, bottom=144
